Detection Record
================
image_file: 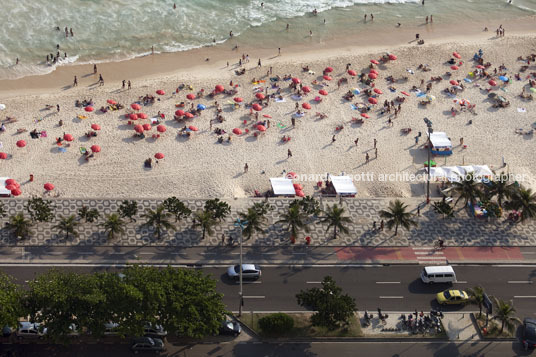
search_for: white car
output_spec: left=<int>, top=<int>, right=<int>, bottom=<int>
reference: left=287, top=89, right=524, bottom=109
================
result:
left=227, top=264, right=261, bottom=280
left=16, top=322, right=47, bottom=339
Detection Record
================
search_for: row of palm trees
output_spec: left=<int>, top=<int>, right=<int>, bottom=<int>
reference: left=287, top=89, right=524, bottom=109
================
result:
left=468, top=286, right=521, bottom=334
left=446, top=173, right=536, bottom=221
left=3, top=197, right=419, bottom=242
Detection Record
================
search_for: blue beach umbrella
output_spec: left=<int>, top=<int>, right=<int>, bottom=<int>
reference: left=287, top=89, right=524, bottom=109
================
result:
left=197, top=104, right=206, bottom=110
left=499, top=76, right=508, bottom=82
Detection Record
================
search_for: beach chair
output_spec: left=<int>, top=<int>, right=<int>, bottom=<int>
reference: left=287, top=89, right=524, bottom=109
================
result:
left=79, top=147, right=87, bottom=155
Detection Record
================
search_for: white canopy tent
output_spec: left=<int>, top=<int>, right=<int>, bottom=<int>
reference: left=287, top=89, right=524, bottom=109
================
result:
left=428, top=132, right=452, bottom=149
left=330, top=176, right=357, bottom=195
left=270, top=178, right=296, bottom=196
left=0, top=177, right=12, bottom=197
left=427, top=165, right=494, bottom=182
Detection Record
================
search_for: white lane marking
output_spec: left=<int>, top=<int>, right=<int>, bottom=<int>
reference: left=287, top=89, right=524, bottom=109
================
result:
left=306, top=281, right=322, bottom=284
left=139, top=252, right=154, bottom=255
left=376, top=282, right=401, bottom=284
left=508, top=281, right=533, bottom=284
left=243, top=296, right=265, bottom=299
left=413, top=247, right=435, bottom=250
left=523, top=252, right=536, bottom=254
left=379, top=296, right=404, bottom=299
left=231, top=252, right=241, bottom=255
left=414, top=251, right=444, bottom=255
left=234, top=281, right=262, bottom=284
left=293, top=253, right=307, bottom=255
left=454, top=281, right=468, bottom=284
left=78, top=252, right=94, bottom=255
left=262, top=252, right=277, bottom=255
left=514, top=296, right=536, bottom=298
left=200, top=252, right=217, bottom=255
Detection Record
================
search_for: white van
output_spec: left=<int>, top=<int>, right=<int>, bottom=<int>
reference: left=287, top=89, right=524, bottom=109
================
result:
left=420, top=266, right=456, bottom=284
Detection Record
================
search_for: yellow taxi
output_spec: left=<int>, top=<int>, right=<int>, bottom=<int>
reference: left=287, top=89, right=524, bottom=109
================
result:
left=436, top=289, right=470, bottom=305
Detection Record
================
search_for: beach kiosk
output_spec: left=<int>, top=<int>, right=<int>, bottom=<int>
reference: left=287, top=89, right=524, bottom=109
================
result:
left=270, top=178, right=296, bottom=197
left=330, top=175, right=357, bottom=197
left=428, top=132, right=452, bottom=156
left=0, top=177, right=12, bottom=197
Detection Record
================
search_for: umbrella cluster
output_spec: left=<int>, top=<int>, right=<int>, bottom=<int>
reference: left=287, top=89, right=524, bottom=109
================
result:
left=4, top=178, right=21, bottom=196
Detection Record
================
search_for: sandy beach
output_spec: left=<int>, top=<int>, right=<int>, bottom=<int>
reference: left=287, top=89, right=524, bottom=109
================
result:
left=1, top=22, right=536, bottom=199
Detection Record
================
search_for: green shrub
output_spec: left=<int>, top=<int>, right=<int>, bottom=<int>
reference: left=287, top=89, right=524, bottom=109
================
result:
left=258, top=313, right=294, bottom=335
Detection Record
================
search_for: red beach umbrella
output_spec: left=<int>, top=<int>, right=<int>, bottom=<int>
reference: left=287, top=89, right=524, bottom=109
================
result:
left=157, top=125, right=166, bottom=133
left=5, top=184, right=16, bottom=191
left=255, top=93, right=265, bottom=100
left=142, top=123, right=152, bottom=131
left=11, top=188, right=21, bottom=196
left=107, top=99, right=117, bottom=105
left=302, top=103, right=311, bottom=109
left=252, top=103, right=262, bottom=111
left=453, top=52, right=461, bottom=59
left=44, top=183, right=54, bottom=191
left=232, top=128, right=242, bottom=135
left=156, top=89, right=165, bottom=95
left=5, top=179, right=16, bottom=186
left=348, top=70, right=357, bottom=76
left=293, top=183, right=303, bottom=190
left=323, top=75, right=332, bottom=81
left=324, top=67, right=333, bottom=73
left=292, top=77, right=301, bottom=84
left=175, top=109, right=185, bottom=116
left=63, top=134, right=74, bottom=142
left=449, top=80, right=458, bottom=85
left=188, top=125, right=198, bottom=131
left=287, top=171, right=298, bottom=179
left=488, top=80, right=497, bottom=86
left=215, top=84, right=224, bottom=93
left=373, top=88, right=383, bottom=94
left=295, top=190, right=305, bottom=197
left=302, top=86, right=311, bottom=93
left=257, top=125, right=266, bottom=132
left=90, top=145, right=101, bottom=153
left=186, top=93, right=196, bottom=100
left=185, top=112, right=194, bottom=118
left=0, top=152, right=7, bottom=159
left=450, top=65, right=459, bottom=70
left=370, top=59, right=379, bottom=65
left=389, top=54, right=397, bottom=60
left=91, top=124, right=101, bottom=130
left=134, top=124, right=144, bottom=133
left=319, top=89, right=328, bottom=96
left=234, top=97, right=243, bottom=103
left=129, top=113, right=138, bottom=120
left=368, top=97, right=378, bottom=104
left=131, top=103, right=141, bottom=111
left=370, top=69, right=378, bottom=75
left=138, top=113, right=148, bottom=119
left=368, top=73, right=377, bottom=79
left=476, top=65, right=485, bottom=69
left=361, top=113, right=370, bottom=118
left=84, top=106, right=94, bottom=112
left=154, top=153, right=164, bottom=159
left=16, top=140, right=26, bottom=148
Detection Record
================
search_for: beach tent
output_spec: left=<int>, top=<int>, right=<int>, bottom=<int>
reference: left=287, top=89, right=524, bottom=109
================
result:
left=428, top=132, right=452, bottom=155
left=426, top=165, right=494, bottom=182
left=0, top=177, right=12, bottom=197
left=330, top=176, right=357, bottom=196
left=270, top=178, right=296, bottom=196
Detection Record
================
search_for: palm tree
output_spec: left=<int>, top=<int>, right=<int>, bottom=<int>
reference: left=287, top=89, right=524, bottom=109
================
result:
left=433, top=200, right=454, bottom=219
left=53, top=215, right=79, bottom=240
left=451, top=173, right=482, bottom=208
left=491, top=297, right=522, bottom=334
left=276, top=204, right=310, bottom=240
left=467, top=286, right=485, bottom=318
left=192, top=209, right=216, bottom=240
left=5, top=213, right=33, bottom=240
left=141, top=205, right=175, bottom=240
left=506, top=187, right=536, bottom=222
left=379, top=200, right=418, bottom=236
left=239, top=207, right=267, bottom=241
left=484, top=173, right=516, bottom=208
left=317, top=204, right=352, bottom=240
left=100, top=213, right=126, bottom=241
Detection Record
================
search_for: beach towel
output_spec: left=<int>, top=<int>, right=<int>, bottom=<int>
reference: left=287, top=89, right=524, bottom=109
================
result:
left=77, top=115, right=88, bottom=119
left=517, top=108, right=527, bottom=113
left=275, top=98, right=286, bottom=103
left=277, top=122, right=286, bottom=129
left=417, top=92, right=426, bottom=97
left=58, top=147, right=67, bottom=153
left=283, top=77, right=291, bottom=81
left=263, top=114, right=272, bottom=118
left=0, top=142, right=3, bottom=149
left=79, top=147, right=87, bottom=155
left=406, top=68, right=415, bottom=75
left=351, top=104, right=359, bottom=110
left=293, top=113, right=305, bottom=118
left=401, top=91, right=410, bottom=96
left=464, top=78, right=472, bottom=83
left=291, top=95, right=303, bottom=101
left=389, top=87, right=396, bottom=93
left=270, top=77, right=279, bottom=82
left=40, top=131, right=47, bottom=138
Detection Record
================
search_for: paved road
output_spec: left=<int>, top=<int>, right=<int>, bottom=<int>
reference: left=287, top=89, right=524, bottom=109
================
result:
left=0, top=340, right=532, bottom=357
left=2, top=265, right=535, bottom=317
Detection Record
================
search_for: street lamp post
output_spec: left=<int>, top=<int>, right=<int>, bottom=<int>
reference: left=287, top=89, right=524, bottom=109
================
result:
left=234, top=218, right=248, bottom=317
left=424, top=118, right=433, bottom=204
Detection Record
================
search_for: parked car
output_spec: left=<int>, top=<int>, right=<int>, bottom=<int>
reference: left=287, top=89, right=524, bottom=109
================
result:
left=219, top=318, right=241, bottom=337
left=103, top=322, right=120, bottom=336
left=523, top=318, right=536, bottom=349
left=16, top=322, right=47, bottom=339
left=144, top=323, right=167, bottom=338
left=436, top=289, right=469, bottom=305
left=2, top=325, right=12, bottom=337
left=227, top=264, right=261, bottom=280
left=131, top=337, right=165, bottom=354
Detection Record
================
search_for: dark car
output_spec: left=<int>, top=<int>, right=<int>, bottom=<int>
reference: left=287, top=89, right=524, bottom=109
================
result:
left=523, top=318, right=536, bottom=349
left=220, top=318, right=241, bottom=336
left=131, top=337, right=165, bottom=354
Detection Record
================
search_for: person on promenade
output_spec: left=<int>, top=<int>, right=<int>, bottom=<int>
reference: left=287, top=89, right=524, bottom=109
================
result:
left=73, top=76, right=78, bottom=87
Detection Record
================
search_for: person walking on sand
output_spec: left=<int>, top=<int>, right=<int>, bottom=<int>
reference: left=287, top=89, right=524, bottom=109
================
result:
left=128, top=80, right=131, bottom=90
left=73, top=75, right=78, bottom=87
left=93, top=64, right=97, bottom=74
left=122, top=80, right=125, bottom=89
left=354, top=137, right=359, bottom=146
left=244, top=163, right=248, bottom=173
left=258, top=59, right=261, bottom=67
left=460, top=137, right=464, bottom=146
left=56, top=104, right=60, bottom=113
left=364, top=14, right=367, bottom=22
left=371, top=14, right=374, bottom=21
left=332, top=135, right=336, bottom=143
left=288, top=149, right=292, bottom=158
left=366, top=152, right=370, bottom=163
left=99, top=74, right=104, bottom=86
left=374, top=138, right=377, bottom=149
left=278, top=48, right=281, bottom=56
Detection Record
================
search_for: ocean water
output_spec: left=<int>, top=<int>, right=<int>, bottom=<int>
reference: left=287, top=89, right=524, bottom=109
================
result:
left=0, top=0, right=534, bottom=80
